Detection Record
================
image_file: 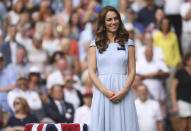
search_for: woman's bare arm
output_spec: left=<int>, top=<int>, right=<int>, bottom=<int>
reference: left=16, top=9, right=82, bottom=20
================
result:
left=125, top=46, right=136, bottom=90
left=88, top=46, right=115, bottom=98
left=171, top=78, right=179, bottom=115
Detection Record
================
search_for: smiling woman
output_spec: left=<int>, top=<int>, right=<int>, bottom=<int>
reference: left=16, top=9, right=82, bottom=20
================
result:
left=88, top=6, right=139, bottom=131
left=95, top=6, right=129, bottom=53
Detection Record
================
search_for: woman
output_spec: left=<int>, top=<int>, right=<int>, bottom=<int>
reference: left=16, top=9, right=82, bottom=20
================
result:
left=5, top=97, right=38, bottom=131
left=88, top=6, right=139, bottom=131
left=171, top=51, right=191, bottom=131
left=153, top=18, right=181, bottom=68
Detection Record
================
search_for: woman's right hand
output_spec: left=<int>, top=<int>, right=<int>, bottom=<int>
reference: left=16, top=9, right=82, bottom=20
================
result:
left=102, top=88, right=115, bottom=99
left=172, top=105, right=179, bottom=115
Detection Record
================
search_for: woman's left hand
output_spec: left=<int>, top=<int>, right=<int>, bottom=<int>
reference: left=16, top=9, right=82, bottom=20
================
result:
left=110, top=88, right=129, bottom=103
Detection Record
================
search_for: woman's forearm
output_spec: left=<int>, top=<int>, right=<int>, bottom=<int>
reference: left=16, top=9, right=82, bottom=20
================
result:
left=171, top=79, right=178, bottom=107
left=88, top=70, right=106, bottom=92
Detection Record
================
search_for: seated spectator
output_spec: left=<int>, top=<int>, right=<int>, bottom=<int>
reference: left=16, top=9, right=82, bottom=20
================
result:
left=0, top=52, right=16, bottom=124
left=7, top=46, right=31, bottom=77
left=7, top=74, right=43, bottom=120
left=0, top=25, right=23, bottom=67
left=135, top=84, right=163, bottom=131
left=61, top=38, right=80, bottom=75
left=136, top=43, right=169, bottom=117
left=4, top=97, right=38, bottom=131
left=74, top=91, right=92, bottom=125
left=63, top=72, right=83, bottom=109
left=171, top=51, right=191, bottom=131
left=136, top=32, right=164, bottom=62
left=46, top=58, right=67, bottom=90
left=27, top=32, right=48, bottom=75
left=44, top=51, right=63, bottom=78
left=28, top=66, right=48, bottom=104
left=42, top=22, right=60, bottom=56
left=44, top=84, right=74, bottom=123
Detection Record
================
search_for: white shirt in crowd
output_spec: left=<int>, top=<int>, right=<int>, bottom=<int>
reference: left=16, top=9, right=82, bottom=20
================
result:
left=136, top=46, right=164, bottom=62
left=74, top=105, right=91, bottom=124
left=7, top=88, right=42, bottom=111
left=135, top=98, right=162, bottom=131
left=164, top=0, right=184, bottom=15
left=180, top=2, right=191, bottom=33
left=46, top=70, right=64, bottom=89
left=63, top=88, right=80, bottom=109
left=16, top=33, right=33, bottom=51
left=136, top=58, right=169, bottom=101
left=10, top=42, right=17, bottom=64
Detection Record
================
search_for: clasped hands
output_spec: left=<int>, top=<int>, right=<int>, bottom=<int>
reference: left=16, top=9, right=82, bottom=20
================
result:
left=102, top=88, right=129, bottom=103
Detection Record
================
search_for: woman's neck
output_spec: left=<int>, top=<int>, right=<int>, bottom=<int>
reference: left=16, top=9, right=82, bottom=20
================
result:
left=107, top=31, right=116, bottom=43
left=15, top=111, right=27, bottom=119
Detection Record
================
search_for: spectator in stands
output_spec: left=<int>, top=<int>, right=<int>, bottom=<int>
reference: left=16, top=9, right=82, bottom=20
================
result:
left=44, top=84, right=74, bottom=123
left=0, top=52, right=16, bottom=124
left=61, top=38, right=80, bottom=75
left=16, top=15, right=33, bottom=51
left=46, top=58, right=68, bottom=90
left=0, top=25, right=23, bottom=67
left=63, top=72, right=83, bottom=109
left=146, top=8, right=165, bottom=35
left=119, top=0, right=129, bottom=24
left=127, top=8, right=144, bottom=35
left=7, top=46, right=30, bottom=77
left=7, top=74, right=43, bottom=120
left=45, top=51, right=64, bottom=78
left=171, top=51, right=191, bottom=131
left=164, top=0, right=183, bottom=53
left=5, top=97, right=38, bottom=131
left=136, top=42, right=169, bottom=117
left=69, top=10, right=81, bottom=40
left=28, top=66, right=48, bottom=104
left=56, top=0, right=73, bottom=25
left=180, top=0, right=191, bottom=55
left=42, top=22, right=60, bottom=56
left=74, top=91, right=93, bottom=125
left=153, top=18, right=181, bottom=111
left=27, top=32, right=48, bottom=75
left=137, top=32, right=164, bottom=62
left=137, top=0, right=158, bottom=29
left=8, top=0, right=25, bottom=25
left=131, top=0, right=146, bottom=13
left=135, top=84, right=163, bottom=131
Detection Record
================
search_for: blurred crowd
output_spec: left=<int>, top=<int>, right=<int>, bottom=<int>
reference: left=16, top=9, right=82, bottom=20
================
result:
left=0, top=0, right=191, bottom=131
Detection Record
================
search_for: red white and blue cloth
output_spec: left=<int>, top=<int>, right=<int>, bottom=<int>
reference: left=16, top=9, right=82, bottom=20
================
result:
left=24, top=123, right=88, bottom=131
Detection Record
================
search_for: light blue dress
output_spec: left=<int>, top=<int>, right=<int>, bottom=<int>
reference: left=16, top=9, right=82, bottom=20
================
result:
left=89, top=39, right=139, bottom=131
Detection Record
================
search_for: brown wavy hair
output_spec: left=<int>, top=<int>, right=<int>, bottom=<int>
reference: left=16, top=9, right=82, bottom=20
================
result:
left=95, top=6, right=129, bottom=53
left=14, top=97, right=30, bottom=114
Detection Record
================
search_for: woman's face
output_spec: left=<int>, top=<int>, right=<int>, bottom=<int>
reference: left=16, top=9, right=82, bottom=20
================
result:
left=14, top=99, right=22, bottom=112
left=105, top=11, right=120, bottom=33
left=15, top=1, right=24, bottom=13
left=161, top=18, right=170, bottom=32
